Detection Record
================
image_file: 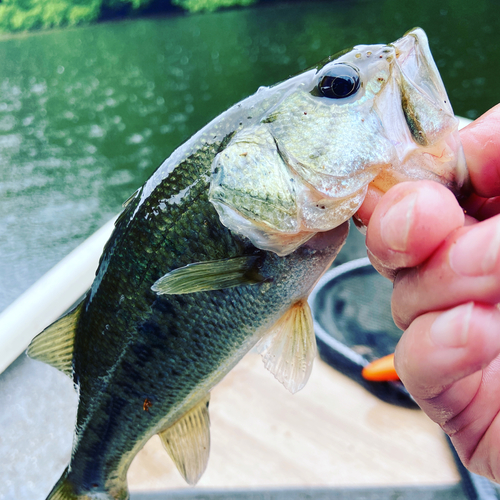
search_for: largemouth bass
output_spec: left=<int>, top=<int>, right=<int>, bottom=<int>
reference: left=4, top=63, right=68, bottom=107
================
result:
left=28, top=28, right=468, bottom=500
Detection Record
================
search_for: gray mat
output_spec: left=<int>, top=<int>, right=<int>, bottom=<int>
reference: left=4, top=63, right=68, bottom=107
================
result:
left=130, top=485, right=467, bottom=499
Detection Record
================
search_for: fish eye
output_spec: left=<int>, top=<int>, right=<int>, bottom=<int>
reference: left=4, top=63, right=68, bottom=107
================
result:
left=318, top=64, right=361, bottom=99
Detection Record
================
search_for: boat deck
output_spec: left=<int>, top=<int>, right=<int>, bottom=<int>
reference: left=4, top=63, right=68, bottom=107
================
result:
left=129, top=352, right=459, bottom=493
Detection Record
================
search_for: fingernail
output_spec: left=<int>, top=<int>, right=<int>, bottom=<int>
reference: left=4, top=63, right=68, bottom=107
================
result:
left=380, top=192, right=417, bottom=252
left=430, top=303, right=473, bottom=348
left=450, top=221, right=500, bottom=276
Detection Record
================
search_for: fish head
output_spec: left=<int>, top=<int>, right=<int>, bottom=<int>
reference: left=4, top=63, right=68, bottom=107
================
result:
left=209, top=28, right=468, bottom=255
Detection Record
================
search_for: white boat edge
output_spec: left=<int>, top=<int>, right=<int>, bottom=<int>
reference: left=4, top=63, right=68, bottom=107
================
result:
left=0, top=217, right=116, bottom=375
left=0, top=116, right=474, bottom=375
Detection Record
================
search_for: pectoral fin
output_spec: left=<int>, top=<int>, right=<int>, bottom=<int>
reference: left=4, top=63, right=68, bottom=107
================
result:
left=152, top=256, right=263, bottom=295
left=257, top=299, right=317, bottom=394
left=159, top=394, right=211, bottom=485
left=27, top=302, right=83, bottom=378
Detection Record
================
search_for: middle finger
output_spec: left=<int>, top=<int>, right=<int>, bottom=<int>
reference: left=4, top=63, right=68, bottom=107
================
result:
left=392, top=214, right=500, bottom=330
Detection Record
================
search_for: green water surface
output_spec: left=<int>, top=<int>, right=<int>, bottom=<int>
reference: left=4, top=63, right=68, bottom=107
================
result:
left=0, top=0, right=499, bottom=311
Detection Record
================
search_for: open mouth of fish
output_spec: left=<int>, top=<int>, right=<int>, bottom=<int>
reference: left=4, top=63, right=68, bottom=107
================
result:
left=378, top=28, right=469, bottom=195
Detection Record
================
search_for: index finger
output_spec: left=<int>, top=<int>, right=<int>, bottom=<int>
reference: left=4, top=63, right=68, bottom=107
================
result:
left=357, top=104, right=500, bottom=228
left=461, top=103, right=500, bottom=199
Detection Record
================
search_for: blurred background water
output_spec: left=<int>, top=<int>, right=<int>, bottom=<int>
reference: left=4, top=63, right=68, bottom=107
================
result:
left=0, top=0, right=499, bottom=313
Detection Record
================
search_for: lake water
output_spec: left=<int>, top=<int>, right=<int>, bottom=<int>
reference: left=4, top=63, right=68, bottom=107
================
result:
left=0, top=0, right=499, bottom=311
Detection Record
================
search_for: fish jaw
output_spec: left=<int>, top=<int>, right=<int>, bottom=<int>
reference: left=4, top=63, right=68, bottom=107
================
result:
left=371, top=28, right=470, bottom=198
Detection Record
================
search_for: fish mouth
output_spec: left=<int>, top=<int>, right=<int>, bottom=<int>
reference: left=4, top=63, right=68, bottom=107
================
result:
left=378, top=28, right=470, bottom=197
left=391, top=27, right=455, bottom=149
left=392, top=28, right=454, bottom=120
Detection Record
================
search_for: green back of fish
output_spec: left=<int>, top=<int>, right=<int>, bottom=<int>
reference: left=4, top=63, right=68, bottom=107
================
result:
left=69, top=136, right=239, bottom=474
left=74, top=135, right=241, bottom=406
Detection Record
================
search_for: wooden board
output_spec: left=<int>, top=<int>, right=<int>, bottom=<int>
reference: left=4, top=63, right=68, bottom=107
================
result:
left=128, top=353, right=459, bottom=492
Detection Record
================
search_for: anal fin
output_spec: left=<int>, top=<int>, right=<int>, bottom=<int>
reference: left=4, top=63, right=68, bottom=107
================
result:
left=152, top=256, right=263, bottom=295
left=257, top=299, right=317, bottom=394
left=159, top=394, right=211, bottom=485
left=27, top=302, right=83, bottom=378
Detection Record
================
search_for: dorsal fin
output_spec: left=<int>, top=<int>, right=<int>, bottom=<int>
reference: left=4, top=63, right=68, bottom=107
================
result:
left=27, top=302, right=83, bottom=377
left=158, top=394, right=211, bottom=485
left=152, top=256, right=263, bottom=295
left=122, top=187, right=141, bottom=209
left=257, top=299, right=317, bottom=394
left=115, top=187, right=142, bottom=227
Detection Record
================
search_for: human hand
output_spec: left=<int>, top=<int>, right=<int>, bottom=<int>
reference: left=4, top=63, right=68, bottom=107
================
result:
left=357, top=104, right=500, bottom=481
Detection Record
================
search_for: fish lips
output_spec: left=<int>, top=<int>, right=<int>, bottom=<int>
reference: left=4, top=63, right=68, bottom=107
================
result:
left=392, top=27, right=454, bottom=121
left=379, top=28, right=470, bottom=198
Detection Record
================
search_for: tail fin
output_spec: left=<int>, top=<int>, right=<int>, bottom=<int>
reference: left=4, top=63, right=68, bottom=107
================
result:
left=46, top=468, right=78, bottom=500
left=46, top=467, right=129, bottom=500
